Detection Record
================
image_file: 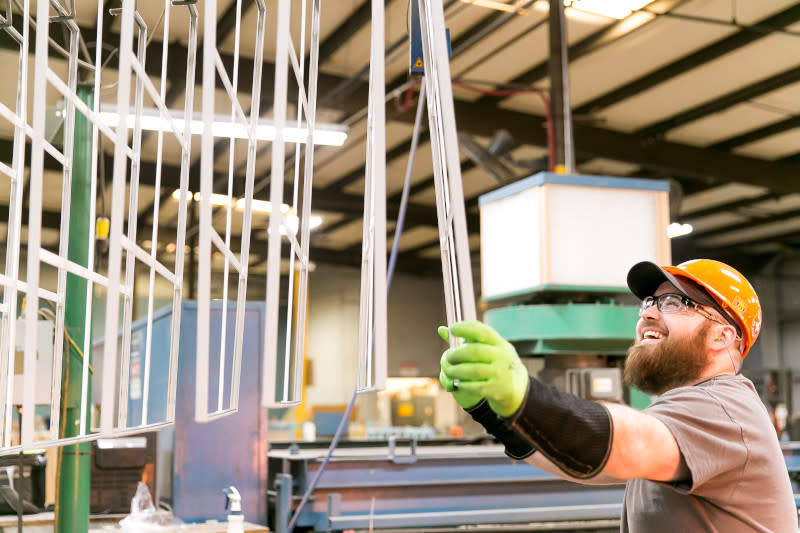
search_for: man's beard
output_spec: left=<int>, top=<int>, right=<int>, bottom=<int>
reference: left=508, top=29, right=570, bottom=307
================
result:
left=624, top=322, right=711, bottom=395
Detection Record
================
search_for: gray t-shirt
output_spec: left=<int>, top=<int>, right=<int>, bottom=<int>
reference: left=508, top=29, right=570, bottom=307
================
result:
left=621, top=374, right=796, bottom=532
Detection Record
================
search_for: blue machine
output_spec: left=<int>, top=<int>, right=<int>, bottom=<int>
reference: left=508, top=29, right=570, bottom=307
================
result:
left=119, top=301, right=281, bottom=526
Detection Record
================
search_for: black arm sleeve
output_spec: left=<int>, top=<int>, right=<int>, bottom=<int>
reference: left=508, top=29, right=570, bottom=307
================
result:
left=508, top=376, right=613, bottom=479
left=465, top=400, right=536, bottom=460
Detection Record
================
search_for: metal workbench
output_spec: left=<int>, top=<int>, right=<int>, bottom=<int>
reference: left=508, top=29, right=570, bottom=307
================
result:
left=268, top=442, right=626, bottom=532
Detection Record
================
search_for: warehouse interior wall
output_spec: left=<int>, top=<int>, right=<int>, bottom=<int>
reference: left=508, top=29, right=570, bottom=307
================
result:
left=304, top=264, right=448, bottom=405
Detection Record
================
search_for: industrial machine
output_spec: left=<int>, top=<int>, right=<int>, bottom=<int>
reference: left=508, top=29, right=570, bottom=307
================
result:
left=93, top=301, right=275, bottom=525
left=479, top=172, right=670, bottom=408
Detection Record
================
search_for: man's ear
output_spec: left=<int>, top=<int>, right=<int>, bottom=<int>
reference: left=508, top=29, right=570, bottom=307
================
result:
left=712, top=325, right=737, bottom=348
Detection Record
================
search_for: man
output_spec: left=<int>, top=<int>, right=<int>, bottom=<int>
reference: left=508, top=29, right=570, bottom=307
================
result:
left=439, top=259, right=796, bottom=532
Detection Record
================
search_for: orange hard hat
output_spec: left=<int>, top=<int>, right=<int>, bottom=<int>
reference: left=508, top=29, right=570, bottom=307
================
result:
left=628, top=259, right=762, bottom=357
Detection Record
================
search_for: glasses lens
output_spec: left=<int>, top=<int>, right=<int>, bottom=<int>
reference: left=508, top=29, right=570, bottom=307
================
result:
left=639, top=296, right=654, bottom=316
left=639, top=294, right=690, bottom=316
left=658, top=294, right=687, bottom=314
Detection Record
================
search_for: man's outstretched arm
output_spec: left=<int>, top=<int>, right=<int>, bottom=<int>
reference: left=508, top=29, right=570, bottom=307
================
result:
left=440, top=321, right=688, bottom=482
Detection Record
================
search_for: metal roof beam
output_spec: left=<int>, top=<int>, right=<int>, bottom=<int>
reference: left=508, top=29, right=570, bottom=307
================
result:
left=574, top=3, right=800, bottom=116
left=710, top=116, right=800, bottom=152
left=388, top=99, right=800, bottom=194
left=322, top=130, right=431, bottom=192
left=681, top=192, right=778, bottom=220
left=692, top=206, right=800, bottom=240
left=476, top=0, right=687, bottom=104
left=636, top=65, right=800, bottom=138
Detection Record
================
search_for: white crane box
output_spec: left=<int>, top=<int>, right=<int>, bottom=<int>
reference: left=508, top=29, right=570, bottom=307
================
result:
left=478, top=172, right=671, bottom=300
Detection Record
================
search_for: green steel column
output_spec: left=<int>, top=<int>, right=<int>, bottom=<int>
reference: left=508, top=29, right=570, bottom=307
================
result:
left=56, top=84, right=94, bottom=533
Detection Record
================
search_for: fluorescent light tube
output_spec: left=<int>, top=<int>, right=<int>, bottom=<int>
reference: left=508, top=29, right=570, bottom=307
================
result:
left=460, top=0, right=530, bottom=14
left=568, top=0, right=655, bottom=19
left=172, top=190, right=291, bottom=214
left=99, top=106, right=348, bottom=147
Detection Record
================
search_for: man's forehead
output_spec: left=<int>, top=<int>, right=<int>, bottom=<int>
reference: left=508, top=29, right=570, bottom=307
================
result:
left=654, top=281, right=680, bottom=296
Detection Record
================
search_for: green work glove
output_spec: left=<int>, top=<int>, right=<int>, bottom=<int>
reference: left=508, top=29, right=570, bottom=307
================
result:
left=443, top=320, right=529, bottom=417
left=438, top=326, right=483, bottom=409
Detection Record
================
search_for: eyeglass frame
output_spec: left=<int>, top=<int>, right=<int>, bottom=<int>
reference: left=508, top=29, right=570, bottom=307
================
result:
left=639, top=293, right=741, bottom=340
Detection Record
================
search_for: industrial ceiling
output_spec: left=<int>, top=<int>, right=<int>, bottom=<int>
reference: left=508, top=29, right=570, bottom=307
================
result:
left=3, top=0, right=800, bottom=282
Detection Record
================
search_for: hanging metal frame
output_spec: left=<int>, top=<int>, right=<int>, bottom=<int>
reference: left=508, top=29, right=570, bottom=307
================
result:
left=193, top=0, right=266, bottom=423
left=355, top=0, right=388, bottom=394
left=0, top=0, right=199, bottom=452
left=417, top=0, right=477, bottom=330
left=102, top=0, right=198, bottom=436
left=263, top=0, right=323, bottom=407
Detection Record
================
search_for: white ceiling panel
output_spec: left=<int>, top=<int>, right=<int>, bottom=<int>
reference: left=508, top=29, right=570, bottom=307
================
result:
left=450, top=10, right=549, bottom=79
left=110, top=0, right=229, bottom=46
left=223, top=0, right=358, bottom=62
left=51, top=0, right=99, bottom=27
left=680, top=182, right=768, bottom=215
left=599, top=33, right=800, bottom=132
left=313, top=121, right=414, bottom=189
left=392, top=226, right=439, bottom=252
left=665, top=102, right=787, bottom=147
left=498, top=90, right=550, bottom=116
left=744, top=193, right=800, bottom=216
left=697, top=215, right=800, bottom=247
left=418, top=232, right=480, bottom=258
left=674, top=0, right=800, bottom=25
left=311, top=119, right=369, bottom=186
left=323, top=0, right=457, bottom=78
left=139, top=130, right=189, bottom=168
left=314, top=218, right=363, bottom=249
left=464, top=11, right=606, bottom=88
left=577, top=157, right=640, bottom=177
left=0, top=50, right=70, bottom=134
left=42, top=169, right=65, bottom=211
left=568, top=15, right=734, bottom=108
left=687, top=211, right=749, bottom=233
left=418, top=244, right=442, bottom=259
left=733, top=128, right=800, bottom=160
left=462, top=20, right=548, bottom=82
left=311, top=142, right=366, bottom=187
left=216, top=2, right=268, bottom=59
left=750, top=80, right=800, bottom=115
left=384, top=142, right=435, bottom=196
left=128, top=183, right=157, bottom=221
left=409, top=186, right=436, bottom=206
left=0, top=177, right=9, bottom=205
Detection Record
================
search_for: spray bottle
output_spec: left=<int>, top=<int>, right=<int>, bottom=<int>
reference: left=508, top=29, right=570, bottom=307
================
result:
left=223, top=486, right=244, bottom=533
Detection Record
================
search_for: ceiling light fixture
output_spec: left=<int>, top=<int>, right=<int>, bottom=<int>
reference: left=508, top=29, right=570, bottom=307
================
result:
left=566, top=0, right=655, bottom=19
left=271, top=214, right=323, bottom=236
left=459, top=0, right=530, bottom=15
left=99, top=106, right=348, bottom=147
left=169, top=190, right=321, bottom=233
left=171, top=189, right=292, bottom=215
left=667, top=222, right=693, bottom=239
left=472, top=0, right=656, bottom=19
